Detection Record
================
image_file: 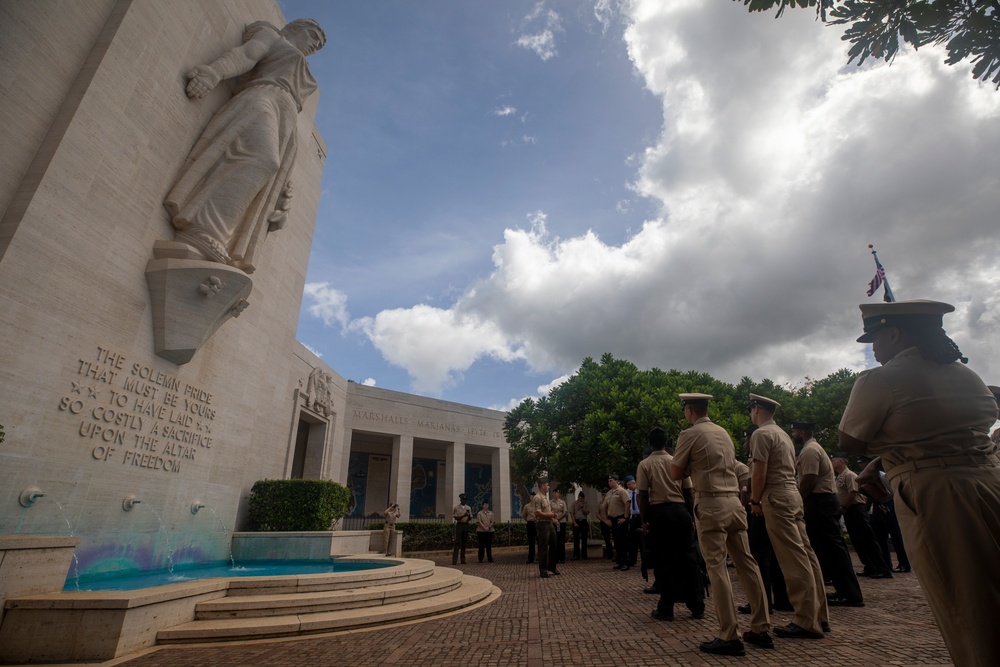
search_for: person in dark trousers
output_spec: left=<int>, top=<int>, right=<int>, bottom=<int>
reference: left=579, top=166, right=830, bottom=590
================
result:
left=571, top=492, right=590, bottom=560
left=451, top=493, right=472, bottom=565
left=476, top=500, right=495, bottom=563
left=521, top=492, right=537, bottom=563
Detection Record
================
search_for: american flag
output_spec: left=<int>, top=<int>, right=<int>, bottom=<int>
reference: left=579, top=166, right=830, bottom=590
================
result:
left=866, top=266, right=885, bottom=297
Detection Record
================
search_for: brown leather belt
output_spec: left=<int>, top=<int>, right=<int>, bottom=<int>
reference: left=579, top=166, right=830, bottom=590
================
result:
left=695, top=491, right=739, bottom=498
left=886, top=453, right=999, bottom=481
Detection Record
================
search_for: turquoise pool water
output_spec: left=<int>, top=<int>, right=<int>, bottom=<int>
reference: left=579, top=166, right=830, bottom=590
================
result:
left=65, top=559, right=394, bottom=592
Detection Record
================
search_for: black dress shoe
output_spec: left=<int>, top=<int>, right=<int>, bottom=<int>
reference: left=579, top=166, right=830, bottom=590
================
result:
left=549, top=569, right=561, bottom=575
left=737, top=603, right=751, bottom=615
left=618, top=565, right=629, bottom=571
left=743, top=630, right=774, bottom=649
left=690, top=608, right=705, bottom=620
left=539, top=572, right=550, bottom=578
left=822, top=621, right=832, bottom=633
left=869, top=571, right=892, bottom=579
left=892, top=565, right=911, bottom=573
left=643, top=586, right=659, bottom=595
left=571, top=556, right=580, bottom=561
left=827, top=597, right=865, bottom=607
left=651, top=609, right=674, bottom=621
left=699, top=638, right=746, bottom=656
left=773, top=623, right=824, bottom=639
left=856, top=570, right=873, bottom=577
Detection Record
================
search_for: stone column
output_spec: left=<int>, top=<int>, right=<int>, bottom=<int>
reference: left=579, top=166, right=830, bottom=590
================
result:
left=390, top=434, right=413, bottom=520
left=444, top=441, right=466, bottom=513
left=492, top=446, right=512, bottom=521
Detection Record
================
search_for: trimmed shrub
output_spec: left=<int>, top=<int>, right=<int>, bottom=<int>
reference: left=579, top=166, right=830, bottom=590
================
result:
left=246, top=479, right=351, bottom=531
left=367, top=522, right=533, bottom=552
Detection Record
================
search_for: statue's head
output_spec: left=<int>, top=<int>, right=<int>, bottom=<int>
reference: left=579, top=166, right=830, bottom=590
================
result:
left=282, top=18, right=326, bottom=55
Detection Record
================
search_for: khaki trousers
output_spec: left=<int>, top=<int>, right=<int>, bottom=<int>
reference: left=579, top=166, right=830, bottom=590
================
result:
left=762, top=486, right=826, bottom=634
left=694, top=495, right=769, bottom=640
left=383, top=524, right=395, bottom=555
left=891, top=464, right=1000, bottom=667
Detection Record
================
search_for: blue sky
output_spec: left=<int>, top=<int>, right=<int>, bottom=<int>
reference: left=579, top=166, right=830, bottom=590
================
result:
left=283, top=1, right=1000, bottom=411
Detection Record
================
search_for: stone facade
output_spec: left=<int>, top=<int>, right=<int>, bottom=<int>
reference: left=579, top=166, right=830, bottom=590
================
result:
left=0, top=0, right=511, bottom=588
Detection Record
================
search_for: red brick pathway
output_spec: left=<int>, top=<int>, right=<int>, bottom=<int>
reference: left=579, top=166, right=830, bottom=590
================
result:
left=113, top=549, right=953, bottom=666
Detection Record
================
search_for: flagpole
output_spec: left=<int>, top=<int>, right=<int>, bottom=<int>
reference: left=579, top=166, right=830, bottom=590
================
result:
left=867, top=244, right=896, bottom=303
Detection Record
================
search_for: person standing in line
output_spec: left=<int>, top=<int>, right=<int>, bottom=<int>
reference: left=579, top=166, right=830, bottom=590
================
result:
left=477, top=500, right=495, bottom=563
left=452, top=493, right=472, bottom=565
left=522, top=492, right=537, bottom=564
left=638, top=426, right=705, bottom=622
left=625, top=475, right=643, bottom=567
left=747, top=394, right=827, bottom=639
left=571, top=491, right=590, bottom=560
left=832, top=455, right=891, bottom=578
left=383, top=502, right=401, bottom=556
left=602, top=474, right=631, bottom=571
left=551, top=490, right=568, bottom=564
left=672, top=393, right=772, bottom=656
left=597, top=492, right=614, bottom=560
left=838, top=299, right=1000, bottom=667
left=865, top=466, right=911, bottom=573
left=531, top=479, right=560, bottom=578
left=792, top=422, right=865, bottom=607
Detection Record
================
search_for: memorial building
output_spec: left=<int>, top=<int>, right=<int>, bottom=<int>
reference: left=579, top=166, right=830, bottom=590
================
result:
left=0, top=0, right=512, bottom=582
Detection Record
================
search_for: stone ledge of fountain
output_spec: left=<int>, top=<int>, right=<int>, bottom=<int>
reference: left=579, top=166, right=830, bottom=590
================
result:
left=0, top=558, right=436, bottom=663
left=0, top=535, right=80, bottom=629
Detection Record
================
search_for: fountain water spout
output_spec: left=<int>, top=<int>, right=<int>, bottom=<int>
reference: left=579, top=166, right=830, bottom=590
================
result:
left=122, top=495, right=141, bottom=511
left=191, top=501, right=206, bottom=515
left=19, top=486, right=45, bottom=507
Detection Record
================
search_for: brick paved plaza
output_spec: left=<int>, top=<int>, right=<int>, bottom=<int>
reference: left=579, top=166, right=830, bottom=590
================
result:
left=109, top=548, right=952, bottom=667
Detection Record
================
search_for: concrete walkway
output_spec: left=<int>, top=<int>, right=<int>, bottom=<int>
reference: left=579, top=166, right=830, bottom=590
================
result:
left=111, top=548, right=952, bottom=666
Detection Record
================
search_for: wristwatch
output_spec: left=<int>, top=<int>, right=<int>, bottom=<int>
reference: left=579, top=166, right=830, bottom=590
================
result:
left=749, top=500, right=761, bottom=506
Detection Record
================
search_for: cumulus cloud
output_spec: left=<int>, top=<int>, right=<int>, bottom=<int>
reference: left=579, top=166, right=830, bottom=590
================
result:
left=302, top=282, right=350, bottom=332
left=361, top=377, right=377, bottom=387
left=308, top=1, right=1000, bottom=397
left=493, top=105, right=517, bottom=117
left=302, top=343, right=323, bottom=359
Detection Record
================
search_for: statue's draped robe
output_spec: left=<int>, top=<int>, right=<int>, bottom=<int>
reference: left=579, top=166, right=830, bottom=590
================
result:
left=165, top=24, right=317, bottom=274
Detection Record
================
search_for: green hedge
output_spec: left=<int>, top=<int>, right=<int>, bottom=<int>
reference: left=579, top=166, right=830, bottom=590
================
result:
left=364, top=521, right=614, bottom=552
left=246, top=479, right=351, bottom=531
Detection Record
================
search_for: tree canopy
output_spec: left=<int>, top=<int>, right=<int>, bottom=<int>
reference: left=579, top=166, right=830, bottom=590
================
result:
left=504, top=353, right=858, bottom=491
left=736, top=0, right=1000, bottom=88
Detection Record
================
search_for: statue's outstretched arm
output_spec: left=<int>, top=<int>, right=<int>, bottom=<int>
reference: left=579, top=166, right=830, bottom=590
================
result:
left=185, top=28, right=278, bottom=99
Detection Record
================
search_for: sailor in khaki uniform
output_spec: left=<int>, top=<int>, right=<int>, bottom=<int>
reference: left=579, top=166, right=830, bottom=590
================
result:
left=747, top=394, right=827, bottom=639
left=452, top=494, right=472, bottom=565
left=383, top=503, right=401, bottom=556
left=839, top=299, right=1000, bottom=667
left=672, top=393, right=771, bottom=656
left=602, top=475, right=631, bottom=571
left=531, top=479, right=559, bottom=577
left=793, top=422, right=864, bottom=606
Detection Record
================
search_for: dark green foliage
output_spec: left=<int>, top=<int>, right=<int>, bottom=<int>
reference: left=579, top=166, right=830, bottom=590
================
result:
left=369, top=522, right=531, bottom=552
left=246, top=479, right=351, bottom=531
left=735, top=0, right=1000, bottom=88
left=506, top=353, right=858, bottom=489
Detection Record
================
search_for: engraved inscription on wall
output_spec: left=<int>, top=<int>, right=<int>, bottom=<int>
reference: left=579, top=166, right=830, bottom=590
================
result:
left=57, top=346, right=218, bottom=474
left=352, top=409, right=503, bottom=440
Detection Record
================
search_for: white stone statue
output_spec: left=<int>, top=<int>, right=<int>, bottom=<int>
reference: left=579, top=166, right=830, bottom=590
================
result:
left=163, top=19, right=326, bottom=274
left=305, top=367, right=332, bottom=417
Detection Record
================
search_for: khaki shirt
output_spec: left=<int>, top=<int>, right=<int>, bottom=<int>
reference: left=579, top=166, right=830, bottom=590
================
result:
left=602, top=486, right=630, bottom=517
left=636, top=450, right=686, bottom=504
left=734, top=460, right=750, bottom=491
left=839, top=347, right=998, bottom=472
left=749, top=420, right=798, bottom=493
left=836, top=468, right=866, bottom=507
left=672, top=417, right=739, bottom=494
left=521, top=499, right=536, bottom=521
left=797, top=439, right=837, bottom=495
left=531, top=493, right=553, bottom=520
left=453, top=503, right=472, bottom=523
left=476, top=509, right=494, bottom=532
left=551, top=498, right=568, bottom=523
left=384, top=507, right=400, bottom=526
left=571, top=499, right=590, bottom=521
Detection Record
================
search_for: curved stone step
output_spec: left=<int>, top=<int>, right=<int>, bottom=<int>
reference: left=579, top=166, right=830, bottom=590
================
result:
left=157, top=574, right=495, bottom=644
left=224, top=558, right=435, bottom=596
left=195, top=567, right=464, bottom=619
